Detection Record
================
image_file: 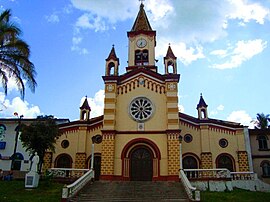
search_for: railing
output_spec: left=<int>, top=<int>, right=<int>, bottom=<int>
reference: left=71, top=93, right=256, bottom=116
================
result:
left=180, top=169, right=200, bottom=201
left=184, top=168, right=231, bottom=179
left=231, top=172, right=257, bottom=180
left=61, top=169, right=94, bottom=201
left=48, top=168, right=89, bottom=178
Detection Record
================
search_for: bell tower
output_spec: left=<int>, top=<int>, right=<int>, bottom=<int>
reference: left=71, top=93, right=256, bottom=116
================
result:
left=127, top=3, right=157, bottom=72
left=80, top=96, right=91, bottom=121
left=164, top=45, right=177, bottom=74
left=197, top=94, right=208, bottom=120
left=105, top=45, right=119, bottom=76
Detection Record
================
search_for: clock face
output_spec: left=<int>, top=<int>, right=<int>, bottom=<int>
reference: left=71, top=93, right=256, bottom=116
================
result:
left=129, top=97, right=154, bottom=122
left=136, top=38, right=147, bottom=48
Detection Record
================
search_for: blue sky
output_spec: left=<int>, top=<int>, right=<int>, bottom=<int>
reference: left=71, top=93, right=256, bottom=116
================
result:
left=0, top=0, right=269, bottom=128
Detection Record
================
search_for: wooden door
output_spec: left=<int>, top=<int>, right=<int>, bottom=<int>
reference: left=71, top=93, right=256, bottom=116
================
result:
left=130, top=147, right=153, bottom=181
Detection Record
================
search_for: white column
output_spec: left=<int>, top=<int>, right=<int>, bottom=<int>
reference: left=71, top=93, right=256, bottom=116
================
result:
left=91, top=143, right=94, bottom=170
left=179, top=141, right=183, bottom=170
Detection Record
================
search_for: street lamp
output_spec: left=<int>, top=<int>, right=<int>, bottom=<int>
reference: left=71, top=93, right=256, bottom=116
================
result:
left=178, top=135, right=183, bottom=170
left=12, top=112, right=23, bottom=170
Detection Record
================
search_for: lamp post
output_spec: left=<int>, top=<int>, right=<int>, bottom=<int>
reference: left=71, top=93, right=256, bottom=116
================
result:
left=178, top=135, right=183, bottom=170
left=12, top=112, right=23, bottom=170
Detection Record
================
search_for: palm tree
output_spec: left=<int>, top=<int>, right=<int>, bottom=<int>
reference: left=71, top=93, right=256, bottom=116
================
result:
left=255, top=113, right=270, bottom=129
left=0, top=9, right=36, bottom=99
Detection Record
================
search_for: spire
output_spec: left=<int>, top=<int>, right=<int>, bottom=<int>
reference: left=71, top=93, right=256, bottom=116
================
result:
left=165, top=44, right=176, bottom=59
left=106, top=45, right=119, bottom=62
left=80, top=96, right=91, bottom=121
left=105, top=45, right=119, bottom=76
left=131, top=3, right=152, bottom=32
left=197, top=93, right=208, bottom=109
left=197, top=94, right=208, bottom=120
left=80, top=96, right=91, bottom=111
left=164, top=44, right=177, bottom=74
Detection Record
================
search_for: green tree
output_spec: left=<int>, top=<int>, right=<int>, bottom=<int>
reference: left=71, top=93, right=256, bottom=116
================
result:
left=20, top=116, right=60, bottom=173
left=0, top=9, right=36, bottom=98
left=255, top=113, right=270, bottom=129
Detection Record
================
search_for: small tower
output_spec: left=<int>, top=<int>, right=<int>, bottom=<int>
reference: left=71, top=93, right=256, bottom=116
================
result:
left=80, top=96, right=91, bottom=121
left=164, top=45, right=177, bottom=74
left=105, top=45, right=119, bottom=76
left=197, top=94, right=208, bottom=120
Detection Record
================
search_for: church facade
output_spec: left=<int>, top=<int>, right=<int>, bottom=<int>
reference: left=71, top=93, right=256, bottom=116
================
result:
left=42, top=4, right=251, bottom=181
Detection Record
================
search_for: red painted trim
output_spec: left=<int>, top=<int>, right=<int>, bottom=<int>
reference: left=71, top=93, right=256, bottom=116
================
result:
left=117, top=130, right=167, bottom=134
left=100, top=175, right=179, bottom=181
left=121, top=138, right=161, bottom=160
left=127, top=31, right=156, bottom=37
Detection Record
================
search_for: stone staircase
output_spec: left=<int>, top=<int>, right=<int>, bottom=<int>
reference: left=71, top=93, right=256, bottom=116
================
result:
left=70, top=181, right=189, bottom=202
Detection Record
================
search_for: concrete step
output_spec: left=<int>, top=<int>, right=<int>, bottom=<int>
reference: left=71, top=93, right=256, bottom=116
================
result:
left=70, top=181, right=189, bottom=202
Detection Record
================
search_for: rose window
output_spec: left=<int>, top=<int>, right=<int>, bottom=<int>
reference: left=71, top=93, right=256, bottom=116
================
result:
left=129, top=97, right=154, bottom=122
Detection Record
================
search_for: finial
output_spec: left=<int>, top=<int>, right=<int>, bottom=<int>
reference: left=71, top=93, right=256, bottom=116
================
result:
left=139, top=0, right=145, bottom=6
left=85, top=95, right=87, bottom=99
left=112, top=44, right=114, bottom=48
left=169, top=43, right=171, bottom=46
left=200, top=93, right=202, bottom=97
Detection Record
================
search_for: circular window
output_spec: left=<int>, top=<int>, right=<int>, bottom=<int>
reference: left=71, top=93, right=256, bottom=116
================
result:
left=184, top=134, right=193, bottom=143
left=129, top=97, right=154, bottom=122
left=219, top=139, right=228, bottom=148
left=61, top=140, right=69, bottom=149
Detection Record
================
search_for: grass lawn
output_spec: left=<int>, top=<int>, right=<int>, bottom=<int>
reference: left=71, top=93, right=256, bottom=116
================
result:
left=0, top=180, right=270, bottom=202
left=0, top=180, right=63, bottom=202
left=201, top=188, right=270, bottom=202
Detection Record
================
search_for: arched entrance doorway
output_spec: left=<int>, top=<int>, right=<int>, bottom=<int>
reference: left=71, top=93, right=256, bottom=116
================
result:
left=130, top=147, right=153, bottom=181
left=121, top=138, right=161, bottom=181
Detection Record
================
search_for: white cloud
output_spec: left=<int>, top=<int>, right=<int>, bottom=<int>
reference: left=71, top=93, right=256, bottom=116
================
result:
left=228, top=0, right=270, bottom=25
left=211, top=39, right=267, bottom=69
left=80, top=89, right=104, bottom=118
left=178, top=104, right=184, bottom=113
left=226, top=110, right=254, bottom=128
left=71, top=0, right=137, bottom=23
left=76, top=13, right=108, bottom=32
left=217, top=105, right=224, bottom=111
left=0, top=92, right=41, bottom=118
left=45, top=13, right=60, bottom=23
left=156, top=40, right=205, bottom=65
left=210, top=104, right=225, bottom=117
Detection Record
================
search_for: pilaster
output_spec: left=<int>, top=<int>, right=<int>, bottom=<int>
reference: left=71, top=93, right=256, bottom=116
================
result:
left=167, top=130, right=180, bottom=175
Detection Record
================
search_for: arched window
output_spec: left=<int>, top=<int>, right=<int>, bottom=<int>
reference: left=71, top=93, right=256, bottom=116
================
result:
left=167, top=61, right=174, bottom=74
left=11, top=153, right=24, bottom=170
left=257, top=135, right=268, bottom=150
left=108, top=62, right=115, bottom=76
left=135, top=50, right=148, bottom=66
left=183, top=155, right=199, bottom=179
left=183, top=156, right=198, bottom=169
left=55, top=154, right=72, bottom=168
left=261, top=161, right=270, bottom=177
left=216, top=154, right=234, bottom=172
